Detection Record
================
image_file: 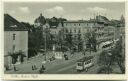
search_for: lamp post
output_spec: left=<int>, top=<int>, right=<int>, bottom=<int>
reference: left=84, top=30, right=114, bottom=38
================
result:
left=45, top=31, right=46, bottom=61
left=43, top=26, right=47, bottom=61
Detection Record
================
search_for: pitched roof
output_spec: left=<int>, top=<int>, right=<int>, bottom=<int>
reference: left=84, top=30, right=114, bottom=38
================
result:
left=63, top=20, right=87, bottom=23
left=77, top=56, right=93, bottom=62
left=96, top=15, right=109, bottom=24
left=4, top=14, right=28, bottom=31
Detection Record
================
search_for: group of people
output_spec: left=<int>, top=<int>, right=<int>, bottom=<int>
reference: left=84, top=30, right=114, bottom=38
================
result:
left=32, top=63, right=46, bottom=74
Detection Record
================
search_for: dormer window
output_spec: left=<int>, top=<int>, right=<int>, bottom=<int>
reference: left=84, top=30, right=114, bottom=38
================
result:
left=10, top=25, right=17, bottom=27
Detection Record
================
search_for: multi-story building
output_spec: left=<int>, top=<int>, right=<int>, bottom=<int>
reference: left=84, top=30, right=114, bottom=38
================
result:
left=4, top=14, right=28, bottom=69
left=34, top=14, right=118, bottom=50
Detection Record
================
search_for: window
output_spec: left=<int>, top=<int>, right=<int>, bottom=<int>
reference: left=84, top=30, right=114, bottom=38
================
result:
left=10, top=25, right=17, bottom=28
left=77, top=62, right=83, bottom=66
left=13, top=34, right=16, bottom=40
left=70, top=29, right=72, bottom=33
left=13, top=45, right=15, bottom=52
left=79, top=24, right=80, bottom=26
left=74, top=24, right=76, bottom=26
left=78, top=29, right=81, bottom=33
left=74, top=29, right=76, bottom=33
left=65, top=23, right=67, bottom=26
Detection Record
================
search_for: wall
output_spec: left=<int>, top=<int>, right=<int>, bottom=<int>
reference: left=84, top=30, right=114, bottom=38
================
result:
left=4, top=31, right=28, bottom=67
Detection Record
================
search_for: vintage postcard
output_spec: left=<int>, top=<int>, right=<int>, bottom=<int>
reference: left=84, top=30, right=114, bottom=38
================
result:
left=0, top=0, right=127, bottom=80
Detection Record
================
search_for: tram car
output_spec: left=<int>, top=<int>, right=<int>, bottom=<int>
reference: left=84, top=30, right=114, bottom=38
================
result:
left=76, top=56, right=94, bottom=72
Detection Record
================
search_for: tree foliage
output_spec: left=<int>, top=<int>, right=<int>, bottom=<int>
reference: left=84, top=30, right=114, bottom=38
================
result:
left=98, top=35, right=125, bottom=74
left=85, top=30, right=97, bottom=52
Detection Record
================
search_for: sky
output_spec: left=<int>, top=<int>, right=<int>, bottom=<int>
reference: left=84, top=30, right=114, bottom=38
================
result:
left=4, top=2, right=125, bottom=24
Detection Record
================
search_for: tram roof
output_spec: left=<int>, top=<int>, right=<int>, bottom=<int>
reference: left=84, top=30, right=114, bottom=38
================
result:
left=77, top=56, right=93, bottom=62
left=101, top=41, right=113, bottom=47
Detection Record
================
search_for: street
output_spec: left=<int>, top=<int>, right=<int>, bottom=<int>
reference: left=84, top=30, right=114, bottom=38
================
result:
left=5, top=48, right=103, bottom=74
left=4, top=2, right=125, bottom=75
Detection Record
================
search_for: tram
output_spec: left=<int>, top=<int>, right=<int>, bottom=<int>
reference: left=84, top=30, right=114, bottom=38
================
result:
left=76, top=56, right=94, bottom=71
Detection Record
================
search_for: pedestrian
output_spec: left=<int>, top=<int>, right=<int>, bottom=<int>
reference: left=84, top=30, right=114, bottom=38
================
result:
left=83, top=50, right=86, bottom=56
left=5, top=65, right=9, bottom=71
left=39, top=67, right=44, bottom=74
left=39, top=64, right=46, bottom=74
left=32, top=65, right=34, bottom=70
left=32, top=63, right=37, bottom=70
left=41, top=64, right=45, bottom=70
left=33, top=64, right=37, bottom=70
left=64, top=54, right=66, bottom=59
left=13, top=65, right=17, bottom=71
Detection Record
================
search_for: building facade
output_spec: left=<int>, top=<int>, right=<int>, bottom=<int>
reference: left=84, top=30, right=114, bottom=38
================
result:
left=34, top=14, right=119, bottom=51
left=4, top=14, right=28, bottom=69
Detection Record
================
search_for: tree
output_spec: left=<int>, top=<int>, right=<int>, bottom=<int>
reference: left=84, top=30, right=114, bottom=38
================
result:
left=91, top=32, right=97, bottom=52
left=85, top=30, right=97, bottom=53
left=43, top=27, right=51, bottom=50
left=98, top=36, right=125, bottom=74
left=77, top=31, right=83, bottom=52
left=28, top=27, right=44, bottom=58
left=111, top=36, right=125, bottom=73
left=57, top=28, right=65, bottom=51
left=98, top=50, right=113, bottom=74
left=65, top=32, right=73, bottom=50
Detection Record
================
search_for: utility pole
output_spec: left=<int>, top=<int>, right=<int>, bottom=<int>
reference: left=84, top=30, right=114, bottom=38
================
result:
left=44, top=27, right=47, bottom=61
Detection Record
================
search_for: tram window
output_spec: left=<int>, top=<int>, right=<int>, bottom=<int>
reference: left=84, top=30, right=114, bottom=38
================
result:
left=86, top=60, right=90, bottom=64
left=78, top=62, right=83, bottom=66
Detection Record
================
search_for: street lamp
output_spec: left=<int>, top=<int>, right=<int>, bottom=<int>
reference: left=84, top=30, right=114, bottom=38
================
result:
left=43, top=26, right=47, bottom=61
left=45, top=31, right=47, bottom=61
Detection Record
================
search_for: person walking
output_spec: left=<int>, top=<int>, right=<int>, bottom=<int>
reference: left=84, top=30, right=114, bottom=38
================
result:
left=32, top=65, right=34, bottom=70
left=41, top=64, right=45, bottom=70
left=32, top=64, right=37, bottom=70
left=13, top=65, right=17, bottom=71
left=33, top=64, right=37, bottom=70
left=39, top=64, right=46, bottom=74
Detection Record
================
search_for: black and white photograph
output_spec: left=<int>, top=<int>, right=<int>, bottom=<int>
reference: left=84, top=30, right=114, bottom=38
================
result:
left=4, top=1, right=125, bottom=74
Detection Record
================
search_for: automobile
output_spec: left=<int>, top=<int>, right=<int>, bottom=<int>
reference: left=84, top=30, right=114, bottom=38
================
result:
left=64, top=54, right=68, bottom=60
left=48, top=56, right=55, bottom=61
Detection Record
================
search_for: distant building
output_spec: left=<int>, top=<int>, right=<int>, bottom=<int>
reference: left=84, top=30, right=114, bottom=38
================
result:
left=34, top=13, right=46, bottom=28
left=63, top=19, right=105, bottom=39
left=34, top=14, right=118, bottom=50
left=4, top=14, right=28, bottom=68
left=120, top=15, right=125, bottom=27
left=62, top=15, right=117, bottom=49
